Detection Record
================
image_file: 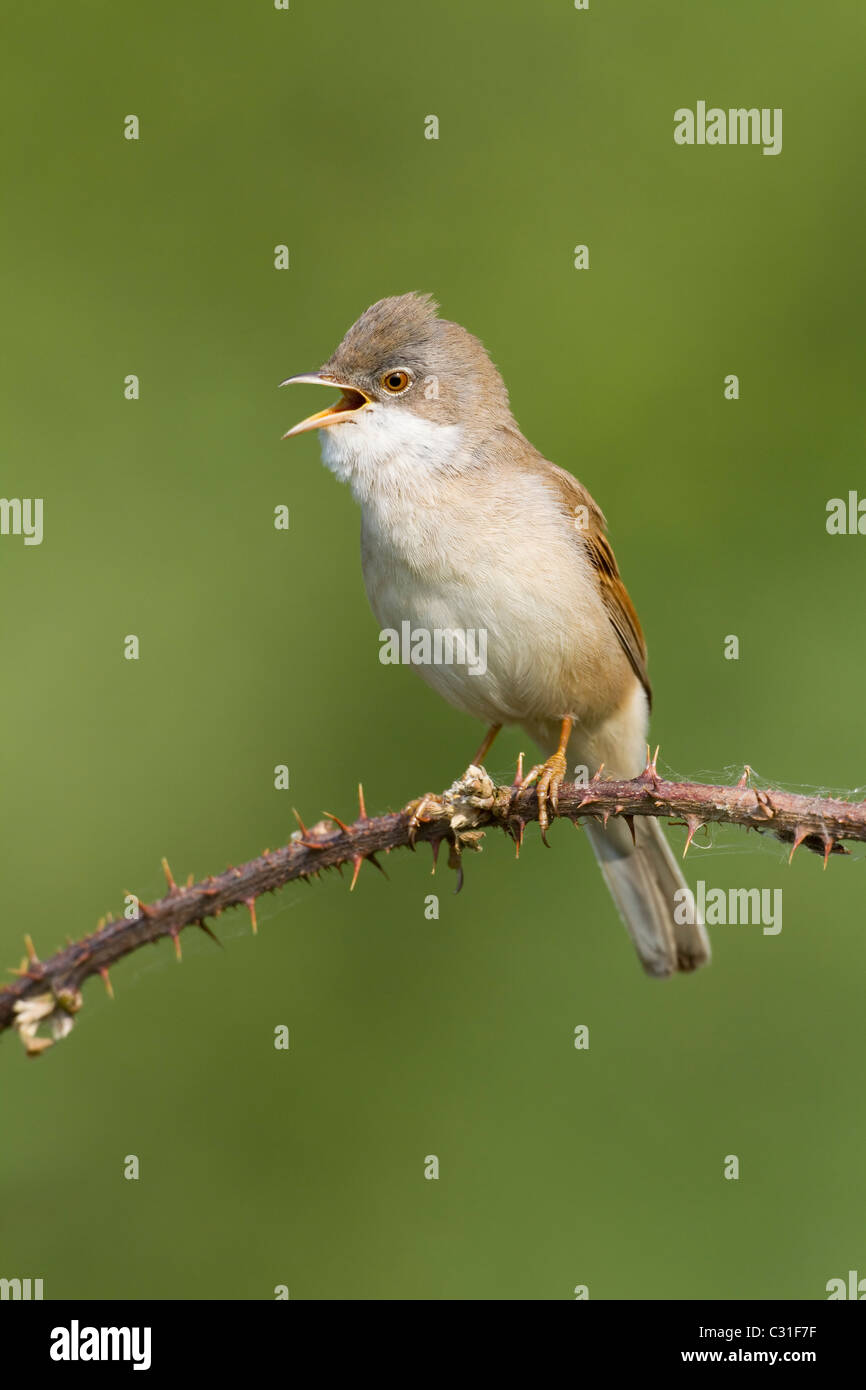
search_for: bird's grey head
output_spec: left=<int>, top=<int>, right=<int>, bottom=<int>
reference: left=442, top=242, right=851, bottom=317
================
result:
left=282, top=294, right=514, bottom=492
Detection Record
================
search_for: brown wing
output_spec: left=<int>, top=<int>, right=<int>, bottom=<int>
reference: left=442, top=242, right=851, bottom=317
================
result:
left=543, top=463, right=652, bottom=708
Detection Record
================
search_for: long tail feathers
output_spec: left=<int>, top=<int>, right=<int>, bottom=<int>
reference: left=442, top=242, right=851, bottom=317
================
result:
left=584, top=815, right=710, bottom=977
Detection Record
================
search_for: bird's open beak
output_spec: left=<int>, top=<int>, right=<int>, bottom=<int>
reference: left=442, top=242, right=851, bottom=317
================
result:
left=280, top=373, right=372, bottom=438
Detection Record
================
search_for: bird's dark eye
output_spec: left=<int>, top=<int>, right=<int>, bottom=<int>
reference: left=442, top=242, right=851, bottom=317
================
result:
left=381, top=369, right=411, bottom=393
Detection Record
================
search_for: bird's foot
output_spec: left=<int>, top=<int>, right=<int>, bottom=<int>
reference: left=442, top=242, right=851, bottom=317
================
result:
left=519, top=749, right=568, bottom=844
left=406, top=792, right=447, bottom=846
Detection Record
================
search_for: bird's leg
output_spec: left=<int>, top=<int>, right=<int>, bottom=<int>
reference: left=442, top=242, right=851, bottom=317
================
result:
left=408, top=725, right=503, bottom=845
left=471, top=723, right=501, bottom=768
left=519, top=717, right=574, bottom=842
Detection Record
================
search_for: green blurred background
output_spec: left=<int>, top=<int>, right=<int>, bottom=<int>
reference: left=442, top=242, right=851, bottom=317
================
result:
left=2, top=0, right=865, bottom=1300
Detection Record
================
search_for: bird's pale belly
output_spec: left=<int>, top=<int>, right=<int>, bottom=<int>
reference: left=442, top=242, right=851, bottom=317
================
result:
left=361, top=537, right=628, bottom=733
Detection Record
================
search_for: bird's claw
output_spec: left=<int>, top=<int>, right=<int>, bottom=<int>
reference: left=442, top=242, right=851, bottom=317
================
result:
left=407, top=793, right=445, bottom=846
left=519, top=750, right=568, bottom=843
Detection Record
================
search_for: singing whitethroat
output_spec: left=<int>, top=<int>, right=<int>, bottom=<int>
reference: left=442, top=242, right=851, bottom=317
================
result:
left=282, top=293, right=709, bottom=977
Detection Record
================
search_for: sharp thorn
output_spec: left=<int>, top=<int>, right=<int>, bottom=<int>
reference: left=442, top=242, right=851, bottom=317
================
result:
left=349, top=855, right=363, bottom=891
left=788, top=825, right=810, bottom=864
left=245, top=898, right=258, bottom=934
left=752, top=788, right=775, bottom=821
left=161, top=856, right=177, bottom=893
left=99, top=967, right=114, bottom=999
left=198, top=920, right=223, bottom=948
left=514, top=818, right=525, bottom=857
left=357, top=782, right=367, bottom=820
left=683, top=815, right=704, bottom=858
left=367, top=852, right=388, bottom=880
left=642, top=744, right=661, bottom=782
left=323, top=811, right=352, bottom=834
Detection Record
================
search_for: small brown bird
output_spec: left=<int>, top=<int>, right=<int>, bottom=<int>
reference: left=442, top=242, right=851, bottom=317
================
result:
left=283, top=293, right=709, bottom=977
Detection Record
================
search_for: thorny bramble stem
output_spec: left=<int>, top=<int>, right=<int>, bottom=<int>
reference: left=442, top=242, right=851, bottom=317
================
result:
left=2, top=757, right=862, bottom=1053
